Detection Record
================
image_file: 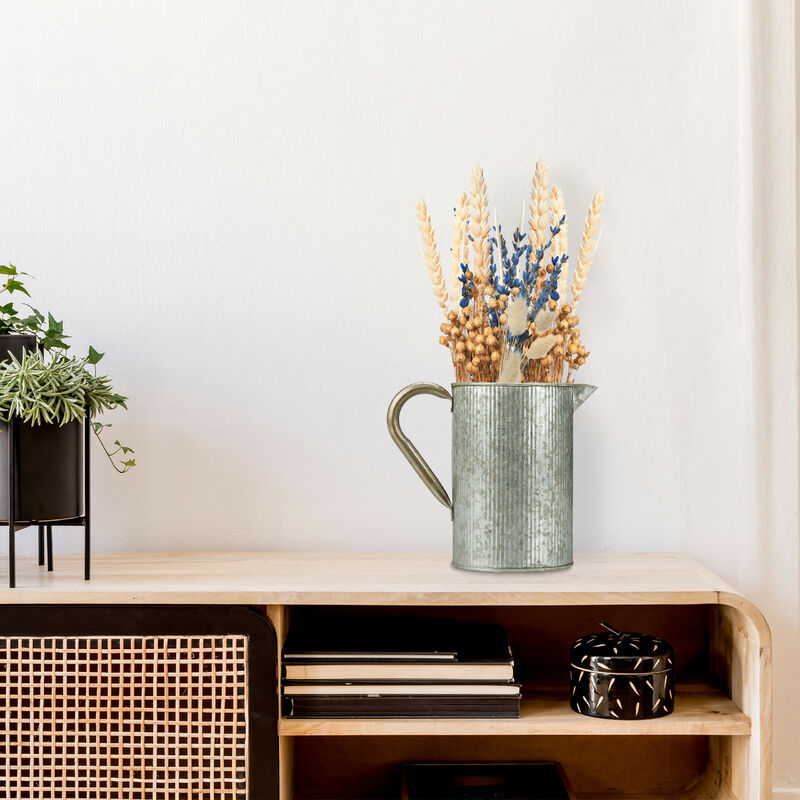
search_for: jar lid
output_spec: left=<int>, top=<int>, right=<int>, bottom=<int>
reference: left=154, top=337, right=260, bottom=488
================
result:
left=570, top=622, right=674, bottom=674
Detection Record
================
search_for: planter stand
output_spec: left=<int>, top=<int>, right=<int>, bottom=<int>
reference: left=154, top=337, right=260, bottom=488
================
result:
left=6, top=416, right=91, bottom=588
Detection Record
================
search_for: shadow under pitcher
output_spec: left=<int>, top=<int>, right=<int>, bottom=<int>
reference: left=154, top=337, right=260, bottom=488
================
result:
left=387, top=382, right=596, bottom=572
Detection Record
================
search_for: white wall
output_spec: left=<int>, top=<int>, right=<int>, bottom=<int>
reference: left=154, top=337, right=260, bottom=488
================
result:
left=0, top=0, right=797, bottom=788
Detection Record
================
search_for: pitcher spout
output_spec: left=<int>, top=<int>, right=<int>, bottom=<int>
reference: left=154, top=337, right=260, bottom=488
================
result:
left=572, top=384, right=597, bottom=410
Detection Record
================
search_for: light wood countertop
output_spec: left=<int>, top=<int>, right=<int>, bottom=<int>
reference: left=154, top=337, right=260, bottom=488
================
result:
left=0, top=551, right=741, bottom=606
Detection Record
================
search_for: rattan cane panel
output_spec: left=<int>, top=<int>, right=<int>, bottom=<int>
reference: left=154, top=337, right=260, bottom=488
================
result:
left=0, top=635, right=249, bottom=799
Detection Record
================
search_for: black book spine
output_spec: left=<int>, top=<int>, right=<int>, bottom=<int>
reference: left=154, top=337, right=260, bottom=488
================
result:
left=285, top=696, right=521, bottom=719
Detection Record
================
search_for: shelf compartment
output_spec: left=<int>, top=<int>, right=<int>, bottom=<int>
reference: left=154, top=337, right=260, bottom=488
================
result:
left=279, top=680, right=749, bottom=737
left=289, top=734, right=716, bottom=799
left=271, top=585, right=770, bottom=798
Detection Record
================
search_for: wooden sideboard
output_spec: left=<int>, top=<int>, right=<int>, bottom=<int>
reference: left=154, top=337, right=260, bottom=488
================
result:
left=0, top=551, right=772, bottom=799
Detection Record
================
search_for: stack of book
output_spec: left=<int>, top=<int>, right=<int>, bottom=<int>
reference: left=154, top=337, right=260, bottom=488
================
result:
left=281, top=617, right=520, bottom=718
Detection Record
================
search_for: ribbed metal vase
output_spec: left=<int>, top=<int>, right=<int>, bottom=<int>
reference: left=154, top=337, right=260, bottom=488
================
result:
left=452, top=383, right=593, bottom=571
left=388, top=382, right=596, bottom=572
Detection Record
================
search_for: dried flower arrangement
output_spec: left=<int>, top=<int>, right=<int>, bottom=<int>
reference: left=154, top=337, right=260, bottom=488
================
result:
left=416, top=160, right=603, bottom=383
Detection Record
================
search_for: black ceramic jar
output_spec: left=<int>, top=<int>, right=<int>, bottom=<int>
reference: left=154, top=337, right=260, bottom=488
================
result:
left=569, top=622, right=674, bottom=720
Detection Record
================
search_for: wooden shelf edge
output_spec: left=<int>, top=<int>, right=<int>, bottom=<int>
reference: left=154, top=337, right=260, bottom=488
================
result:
left=0, top=552, right=737, bottom=606
left=278, top=683, right=750, bottom=737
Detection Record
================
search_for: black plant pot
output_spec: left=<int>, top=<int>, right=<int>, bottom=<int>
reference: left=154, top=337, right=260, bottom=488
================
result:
left=0, top=420, right=84, bottom=523
left=0, top=333, right=85, bottom=523
left=0, top=333, right=36, bottom=362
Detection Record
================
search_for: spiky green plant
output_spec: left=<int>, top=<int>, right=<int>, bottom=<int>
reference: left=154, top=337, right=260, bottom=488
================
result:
left=0, top=349, right=125, bottom=423
left=0, top=349, right=135, bottom=473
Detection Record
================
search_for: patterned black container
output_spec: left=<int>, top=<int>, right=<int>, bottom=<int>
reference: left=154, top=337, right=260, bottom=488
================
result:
left=569, top=623, right=674, bottom=720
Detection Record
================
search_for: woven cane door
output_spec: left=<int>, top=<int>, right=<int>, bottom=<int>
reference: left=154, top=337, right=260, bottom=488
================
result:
left=0, top=606, right=278, bottom=800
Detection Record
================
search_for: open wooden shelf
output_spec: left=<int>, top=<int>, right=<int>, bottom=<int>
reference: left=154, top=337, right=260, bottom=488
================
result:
left=279, top=681, right=750, bottom=737
left=289, top=733, right=726, bottom=800
left=260, top=553, right=771, bottom=799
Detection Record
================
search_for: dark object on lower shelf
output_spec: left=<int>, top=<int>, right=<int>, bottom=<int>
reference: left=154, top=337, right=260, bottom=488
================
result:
left=401, top=762, right=574, bottom=800
left=0, top=415, right=91, bottom=587
left=569, top=621, right=675, bottom=720
left=0, top=604, right=279, bottom=799
left=285, top=694, right=520, bottom=718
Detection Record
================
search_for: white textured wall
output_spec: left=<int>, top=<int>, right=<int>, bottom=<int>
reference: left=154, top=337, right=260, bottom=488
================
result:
left=0, top=0, right=797, bottom=788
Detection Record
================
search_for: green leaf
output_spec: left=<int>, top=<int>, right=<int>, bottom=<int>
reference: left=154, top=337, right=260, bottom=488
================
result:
left=113, top=440, right=134, bottom=454
left=87, top=345, right=104, bottom=365
left=0, top=265, right=17, bottom=275
left=23, top=305, right=44, bottom=323
left=92, top=421, right=111, bottom=433
left=121, top=459, right=136, bottom=468
left=47, top=313, right=63, bottom=334
left=108, top=393, right=128, bottom=409
left=5, top=278, right=30, bottom=296
left=0, top=303, right=16, bottom=315
left=41, top=336, right=69, bottom=350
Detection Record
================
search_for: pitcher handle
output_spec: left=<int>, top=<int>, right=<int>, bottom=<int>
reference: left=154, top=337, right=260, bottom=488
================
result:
left=387, top=383, right=453, bottom=512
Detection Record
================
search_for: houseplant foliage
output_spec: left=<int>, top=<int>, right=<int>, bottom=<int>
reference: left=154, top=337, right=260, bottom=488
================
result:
left=416, top=159, right=604, bottom=383
left=0, top=264, right=134, bottom=473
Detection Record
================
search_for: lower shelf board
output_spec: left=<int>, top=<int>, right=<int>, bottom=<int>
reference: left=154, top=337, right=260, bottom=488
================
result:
left=278, top=682, right=749, bottom=737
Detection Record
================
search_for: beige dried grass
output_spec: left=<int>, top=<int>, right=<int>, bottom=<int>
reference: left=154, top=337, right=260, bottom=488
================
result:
left=525, top=333, right=558, bottom=360
left=498, top=348, right=522, bottom=383
left=506, top=295, right=528, bottom=337
left=533, top=307, right=557, bottom=333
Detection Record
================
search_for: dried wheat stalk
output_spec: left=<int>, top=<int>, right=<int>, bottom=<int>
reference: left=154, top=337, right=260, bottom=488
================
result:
left=529, top=159, right=550, bottom=250
left=450, top=191, right=468, bottom=304
left=415, top=198, right=448, bottom=318
left=470, top=166, right=491, bottom=289
left=550, top=184, right=569, bottom=303
left=570, top=191, right=604, bottom=310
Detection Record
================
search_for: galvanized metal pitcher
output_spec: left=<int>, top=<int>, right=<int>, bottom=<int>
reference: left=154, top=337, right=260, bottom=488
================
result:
left=387, top=382, right=596, bottom=572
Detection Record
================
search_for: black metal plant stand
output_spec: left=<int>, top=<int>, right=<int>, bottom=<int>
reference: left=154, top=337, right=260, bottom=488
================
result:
left=7, top=416, right=91, bottom=588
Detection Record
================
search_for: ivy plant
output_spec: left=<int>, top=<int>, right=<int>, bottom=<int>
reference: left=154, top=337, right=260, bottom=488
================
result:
left=0, top=264, right=69, bottom=350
